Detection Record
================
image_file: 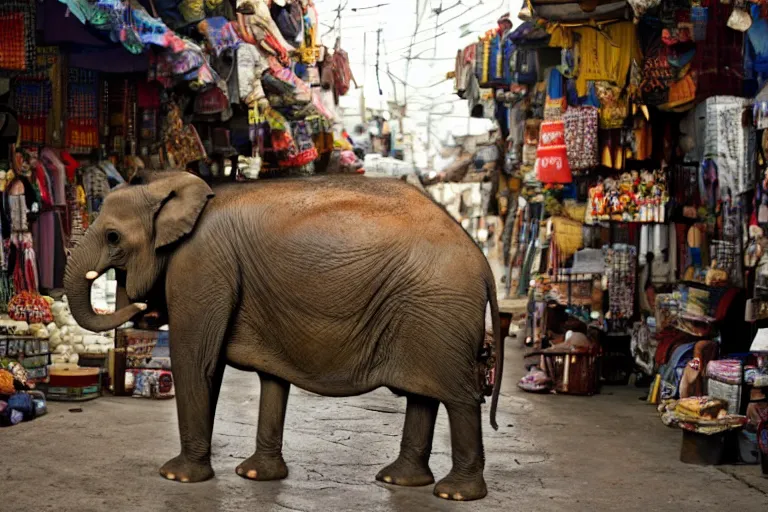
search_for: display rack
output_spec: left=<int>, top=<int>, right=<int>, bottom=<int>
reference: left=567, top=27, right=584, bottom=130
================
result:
left=0, top=335, right=51, bottom=383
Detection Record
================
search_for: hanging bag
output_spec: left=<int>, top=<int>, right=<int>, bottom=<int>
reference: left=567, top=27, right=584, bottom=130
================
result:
left=544, top=68, right=566, bottom=120
left=563, top=85, right=599, bottom=170
left=331, top=39, right=357, bottom=98
left=536, top=120, right=572, bottom=183
left=511, top=47, right=539, bottom=85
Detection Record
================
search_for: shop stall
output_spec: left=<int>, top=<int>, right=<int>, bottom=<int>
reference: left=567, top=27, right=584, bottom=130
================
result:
left=442, top=0, right=768, bottom=474
left=0, top=0, right=369, bottom=426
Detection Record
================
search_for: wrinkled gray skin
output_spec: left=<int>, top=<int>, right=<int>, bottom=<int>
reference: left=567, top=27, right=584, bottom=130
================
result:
left=64, top=172, right=502, bottom=501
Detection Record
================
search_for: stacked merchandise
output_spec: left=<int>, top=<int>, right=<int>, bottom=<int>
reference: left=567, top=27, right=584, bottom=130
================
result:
left=0, top=289, right=50, bottom=426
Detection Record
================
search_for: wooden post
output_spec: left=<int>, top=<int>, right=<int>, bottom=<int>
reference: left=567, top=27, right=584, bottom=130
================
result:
left=112, top=284, right=129, bottom=396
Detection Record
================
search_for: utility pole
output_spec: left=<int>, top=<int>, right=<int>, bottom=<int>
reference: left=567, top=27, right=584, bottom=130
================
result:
left=361, top=31, right=367, bottom=123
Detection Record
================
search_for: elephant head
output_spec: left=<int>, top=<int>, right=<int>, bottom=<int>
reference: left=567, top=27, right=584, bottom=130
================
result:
left=64, top=172, right=214, bottom=333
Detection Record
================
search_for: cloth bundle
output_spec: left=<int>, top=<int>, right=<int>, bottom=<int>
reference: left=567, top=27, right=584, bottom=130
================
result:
left=707, top=359, right=743, bottom=385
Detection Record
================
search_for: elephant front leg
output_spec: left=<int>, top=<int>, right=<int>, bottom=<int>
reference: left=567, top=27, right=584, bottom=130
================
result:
left=376, top=394, right=439, bottom=487
left=160, top=305, right=230, bottom=483
left=236, top=373, right=291, bottom=481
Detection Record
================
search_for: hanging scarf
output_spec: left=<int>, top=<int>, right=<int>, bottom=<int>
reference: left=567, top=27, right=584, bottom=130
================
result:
left=10, top=232, right=37, bottom=293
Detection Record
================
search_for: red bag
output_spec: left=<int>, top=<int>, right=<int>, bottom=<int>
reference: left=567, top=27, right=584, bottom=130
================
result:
left=331, top=43, right=356, bottom=98
left=536, top=121, right=572, bottom=183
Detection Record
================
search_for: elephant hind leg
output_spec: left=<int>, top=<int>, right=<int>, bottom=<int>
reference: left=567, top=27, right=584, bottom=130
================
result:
left=376, top=394, right=439, bottom=487
left=433, top=401, right=487, bottom=501
left=236, top=373, right=290, bottom=481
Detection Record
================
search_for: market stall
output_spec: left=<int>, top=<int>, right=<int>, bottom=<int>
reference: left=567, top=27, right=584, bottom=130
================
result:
left=443, top=1, right=768, bottom=474
left=0, top=0, right=371, bottom=426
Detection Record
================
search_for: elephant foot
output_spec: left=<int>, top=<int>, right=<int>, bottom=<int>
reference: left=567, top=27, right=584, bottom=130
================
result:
left=375, top=455, right=434, bottom=487
left=236, top=453, right=288, bottom=481
left=433, top=471, right=487, bottom=501
left=159, top=454, right=214, bottom=483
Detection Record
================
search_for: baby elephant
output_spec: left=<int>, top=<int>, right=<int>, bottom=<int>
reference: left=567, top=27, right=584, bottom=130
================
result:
left=64, top=172, right=502, bottom=501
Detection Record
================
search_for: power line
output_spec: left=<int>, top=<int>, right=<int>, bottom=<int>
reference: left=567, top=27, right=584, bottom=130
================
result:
left=388, top=0, right=505, bottom=52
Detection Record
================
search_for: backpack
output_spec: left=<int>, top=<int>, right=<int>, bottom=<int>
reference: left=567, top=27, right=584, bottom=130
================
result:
left=511, top=47, right=539, bottom=85
left=270, top=0, right=303, bottom=43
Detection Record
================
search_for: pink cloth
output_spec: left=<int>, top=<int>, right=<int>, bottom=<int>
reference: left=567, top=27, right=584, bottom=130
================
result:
left=706, top=359, right=743, bottom=385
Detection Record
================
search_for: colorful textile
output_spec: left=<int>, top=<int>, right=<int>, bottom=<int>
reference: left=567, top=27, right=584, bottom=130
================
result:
left=60, top=0, right=215, bottom=87
left=163, top=103, right=207, bottom=168
left=707, top=359, right=743, bottom=385
left=59, top=0, right=183, bottom=54
left=197, top=17, right=241, bottom=57
left=0, top=12, right=27, bottom=71
left=12, top=79, right=53, bottom=145
left=563, top=105, right=598, bottom=170
left=10, top=233, right=38, bottom=293
left=66, top=68, right=99, bottom=153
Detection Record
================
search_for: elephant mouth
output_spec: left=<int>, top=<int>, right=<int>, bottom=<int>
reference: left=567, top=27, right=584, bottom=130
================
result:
left=114, top=269, right=131, bottom=299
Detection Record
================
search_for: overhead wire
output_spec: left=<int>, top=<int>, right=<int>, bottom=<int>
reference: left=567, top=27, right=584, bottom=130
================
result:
left=387, top=0, right=505, bottom=54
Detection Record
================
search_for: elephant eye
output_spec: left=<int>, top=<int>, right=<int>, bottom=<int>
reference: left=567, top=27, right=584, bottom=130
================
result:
left=106, top=230, right=121, bottom=246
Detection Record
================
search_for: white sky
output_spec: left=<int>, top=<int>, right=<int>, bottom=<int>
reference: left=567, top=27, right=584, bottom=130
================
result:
left=312, top=0, right=515, bottom=168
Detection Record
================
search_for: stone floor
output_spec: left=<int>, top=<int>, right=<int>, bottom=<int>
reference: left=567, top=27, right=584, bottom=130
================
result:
left=4, top=338, right=768, bottom=512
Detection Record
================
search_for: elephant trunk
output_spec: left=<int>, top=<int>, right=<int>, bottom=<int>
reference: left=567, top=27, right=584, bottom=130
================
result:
left=63, top=231, right=146, bottom=333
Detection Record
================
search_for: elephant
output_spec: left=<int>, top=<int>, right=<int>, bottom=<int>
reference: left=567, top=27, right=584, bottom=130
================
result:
left=64, top=171, right=503, bottom=501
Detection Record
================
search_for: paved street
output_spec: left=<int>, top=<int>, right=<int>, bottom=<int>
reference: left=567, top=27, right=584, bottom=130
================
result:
left=4, top=338, right=768, bottom=512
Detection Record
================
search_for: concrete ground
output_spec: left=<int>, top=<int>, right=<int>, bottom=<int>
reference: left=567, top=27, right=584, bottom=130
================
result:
left=4, top=339, right=768, bottom=512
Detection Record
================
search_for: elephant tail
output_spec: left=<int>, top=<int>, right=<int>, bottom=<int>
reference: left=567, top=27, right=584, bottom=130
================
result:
left=486, top=272, right=503, bottom=431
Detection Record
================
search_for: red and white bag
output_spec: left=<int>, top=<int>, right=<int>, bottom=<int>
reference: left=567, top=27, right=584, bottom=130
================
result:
left=536, top=120, right=572, bottom=183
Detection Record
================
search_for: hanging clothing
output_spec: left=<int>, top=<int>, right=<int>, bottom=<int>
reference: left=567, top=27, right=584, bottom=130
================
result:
left=551, top=22, right=637, bottom=97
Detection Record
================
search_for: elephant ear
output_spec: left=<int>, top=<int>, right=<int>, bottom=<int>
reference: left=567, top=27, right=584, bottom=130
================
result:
left=146, top=172, right=214, bottom=250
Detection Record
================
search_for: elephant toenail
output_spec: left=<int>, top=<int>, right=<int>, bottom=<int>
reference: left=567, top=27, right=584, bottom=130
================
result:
left=180, top=477, right=190, bottom=483
left=247, top=470, right=258, bottom=479
left=439, top=493, right=449, bottom=499
left=236, top=467, right=244, bottom=475
left=165, top=473, right=176, bottom=480
left=383, top=476, right=392, bottom=483
left=453, top=493, right=463, bottom=500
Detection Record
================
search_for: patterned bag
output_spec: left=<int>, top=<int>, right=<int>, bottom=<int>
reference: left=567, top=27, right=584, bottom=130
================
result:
left=544, top=68, right=566, bottom=121
left=331, top=45, right=356, bottom=98
left=563, top=105, right=598, bottom=170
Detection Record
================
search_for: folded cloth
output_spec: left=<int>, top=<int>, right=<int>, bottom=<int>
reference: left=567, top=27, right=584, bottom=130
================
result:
left=675, top=396, right=727, bottom=419
left=517, top=366, right=552, bottom=393
left=707, top=359, right=743, bottom=385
